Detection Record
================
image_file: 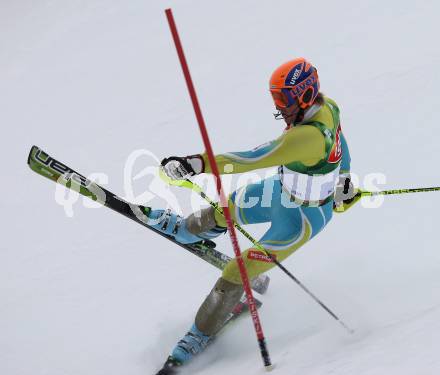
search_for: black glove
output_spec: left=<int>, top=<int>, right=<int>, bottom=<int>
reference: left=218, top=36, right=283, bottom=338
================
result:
left=334, top=174, right=355, bottom=209
left=161, top=155, right=204, bottom=180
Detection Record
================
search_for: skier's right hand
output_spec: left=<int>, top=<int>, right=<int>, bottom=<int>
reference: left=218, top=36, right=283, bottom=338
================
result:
left=161, top=155, right=204, bottom=180
left=334, top=174, right=355, bottom=208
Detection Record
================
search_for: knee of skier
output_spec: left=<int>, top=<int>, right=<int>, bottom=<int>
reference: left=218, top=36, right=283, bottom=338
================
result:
left=222, top=264, right=244, bottom=285
left=185, top=206, right=218, bottom=234
left=222, top=247, right=292, bottom=284
left=222, top=251, right=258, bottom=285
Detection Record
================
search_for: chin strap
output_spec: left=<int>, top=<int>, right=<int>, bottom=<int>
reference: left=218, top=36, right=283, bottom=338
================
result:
left=273, top=107, right=307, bottom=125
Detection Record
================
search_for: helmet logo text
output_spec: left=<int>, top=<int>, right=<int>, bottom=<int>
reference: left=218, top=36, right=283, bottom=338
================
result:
left=289, top=68, right=302, bottom=85
left=292, top=74, right=317, bottom=97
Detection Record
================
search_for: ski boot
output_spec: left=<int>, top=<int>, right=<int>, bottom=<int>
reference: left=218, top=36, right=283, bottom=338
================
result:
left=156, top=323, right=212, bottom=374
left=156, top=278, right=244, bottom=374
left=146, top=208, right=226, bottom=245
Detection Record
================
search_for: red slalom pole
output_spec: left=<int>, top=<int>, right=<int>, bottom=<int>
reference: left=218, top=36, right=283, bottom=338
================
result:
left=165, top=8, right=272, bottom=370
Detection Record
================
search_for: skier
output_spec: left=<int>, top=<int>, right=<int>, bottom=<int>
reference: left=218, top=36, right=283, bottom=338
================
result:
left=153, top=57, right=352, bottom=374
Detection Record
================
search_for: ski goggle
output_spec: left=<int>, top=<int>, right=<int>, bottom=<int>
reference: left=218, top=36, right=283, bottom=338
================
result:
left=270, top=90, right=291, bottom=109
left=271, top=87, right=316, bottom=110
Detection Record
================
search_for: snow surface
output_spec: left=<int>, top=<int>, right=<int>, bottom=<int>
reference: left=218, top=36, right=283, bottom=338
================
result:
left=1, top=1, right=440, bottom=374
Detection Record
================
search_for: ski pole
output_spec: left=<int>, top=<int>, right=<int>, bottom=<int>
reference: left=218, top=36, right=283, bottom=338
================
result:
left=165, top=8, right=273, bottom=370
left=159, top=171, right=354, bottom=334
left=335, top=186, right=440, bottom=213
left=362, top=186, right=440, bottom=196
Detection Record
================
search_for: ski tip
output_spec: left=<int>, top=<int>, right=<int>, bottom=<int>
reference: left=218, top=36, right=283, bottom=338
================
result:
left=27, top=145, right=40, bottom=166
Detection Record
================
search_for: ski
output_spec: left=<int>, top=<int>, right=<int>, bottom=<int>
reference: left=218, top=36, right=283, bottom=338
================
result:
left=27, top=145, right=270, bottom=295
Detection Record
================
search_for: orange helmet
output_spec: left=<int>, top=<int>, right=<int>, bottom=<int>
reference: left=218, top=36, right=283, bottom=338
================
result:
left=269, top=57, right=320, bottom=110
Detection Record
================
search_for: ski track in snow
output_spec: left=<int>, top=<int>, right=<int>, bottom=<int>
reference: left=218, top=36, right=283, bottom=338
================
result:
left=1, top=0, right=440, bottom=374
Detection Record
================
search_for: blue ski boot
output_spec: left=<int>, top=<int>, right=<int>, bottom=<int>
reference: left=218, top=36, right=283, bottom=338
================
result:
left=147, top=208, right=226, bottom=245
left=155, top=278, right=246, bottom=374
left=156, top=323, right=212, bottom=374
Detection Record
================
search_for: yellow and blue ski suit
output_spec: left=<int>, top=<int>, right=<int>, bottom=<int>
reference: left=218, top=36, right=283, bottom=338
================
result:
left=201, top=97, right=351, bottom=284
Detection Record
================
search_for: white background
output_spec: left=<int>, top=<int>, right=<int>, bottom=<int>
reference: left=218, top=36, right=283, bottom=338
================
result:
left=1, top=1, right=440, bottom=374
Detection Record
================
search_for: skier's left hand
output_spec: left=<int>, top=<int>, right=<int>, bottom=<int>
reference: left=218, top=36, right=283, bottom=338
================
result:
left=161, top=155, right=204, bottom=180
